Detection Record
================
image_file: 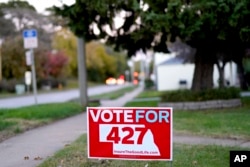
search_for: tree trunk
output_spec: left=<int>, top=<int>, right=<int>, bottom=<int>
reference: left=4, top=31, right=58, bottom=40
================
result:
left=237, top=61, right=248, bottom=90
left=191, top=52, right=214, bottom=91
left=216, top=62, right=226, bottom=89
left=230, top=44, right=249, bottom=90
left=77, top=37, right=88, bottom=107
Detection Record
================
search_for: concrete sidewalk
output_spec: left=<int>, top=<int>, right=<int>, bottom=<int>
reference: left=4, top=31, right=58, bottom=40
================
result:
left=0, top=86, right=144, bottom=167
left=100, top=86, right=144, bottom=107
left=0, top=86, right=249, bottom=167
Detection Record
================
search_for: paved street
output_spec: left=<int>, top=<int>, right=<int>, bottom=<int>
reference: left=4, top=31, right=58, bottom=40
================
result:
left=0, top=84, right=130, bottom=109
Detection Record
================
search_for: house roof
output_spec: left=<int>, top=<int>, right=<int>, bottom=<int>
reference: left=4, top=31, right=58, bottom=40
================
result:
left=158, top=57, right=186, bottom=66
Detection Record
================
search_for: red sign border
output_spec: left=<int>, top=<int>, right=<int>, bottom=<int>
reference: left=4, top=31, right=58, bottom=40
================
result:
left=87, top=107, right=173, bottom=161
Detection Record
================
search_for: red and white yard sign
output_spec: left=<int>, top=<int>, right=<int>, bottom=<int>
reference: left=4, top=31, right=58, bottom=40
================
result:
left=87, top=107, right=173, bottom=161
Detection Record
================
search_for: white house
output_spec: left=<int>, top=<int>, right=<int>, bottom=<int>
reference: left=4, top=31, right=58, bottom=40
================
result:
left=154, top=52, right=239, bottom=91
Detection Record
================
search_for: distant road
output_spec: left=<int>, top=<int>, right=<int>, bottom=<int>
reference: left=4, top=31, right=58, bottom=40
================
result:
left=241, top=91, right=250, bottom=97
left=0, top=84, right=130, bottom=109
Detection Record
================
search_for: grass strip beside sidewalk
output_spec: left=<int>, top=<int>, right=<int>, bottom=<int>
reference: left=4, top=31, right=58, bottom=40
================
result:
left=0, top=102, right=82, bottom=142
left=0, top=85, right=137, bottom=142
left=90, top=85, right=137, bottom=100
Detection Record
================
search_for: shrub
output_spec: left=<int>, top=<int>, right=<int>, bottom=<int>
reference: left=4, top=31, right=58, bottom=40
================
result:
left=161, top=87, right=241, bottom=102
left=0, top=79, right=24, bottom=93
left=144, top=78, right=155, bottom=90
left=37, top=77, right=66, bottom=89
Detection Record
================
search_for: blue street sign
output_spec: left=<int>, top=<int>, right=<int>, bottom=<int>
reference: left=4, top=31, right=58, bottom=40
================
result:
left=23, top=29, right=37, bottom=38
left=23, top=29, right=38, bottom=49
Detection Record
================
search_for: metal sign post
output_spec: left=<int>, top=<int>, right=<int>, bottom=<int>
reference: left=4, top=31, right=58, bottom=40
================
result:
left=30, top=49, right=37, bottom=104
left=23, top=29, right=38, bottom=104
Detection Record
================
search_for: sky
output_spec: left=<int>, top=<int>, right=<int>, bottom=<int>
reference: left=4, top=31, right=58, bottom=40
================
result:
left=0, top=0, right=75, bottom=14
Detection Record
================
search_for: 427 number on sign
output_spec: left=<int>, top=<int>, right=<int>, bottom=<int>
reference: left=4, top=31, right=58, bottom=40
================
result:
left=106, top=126, right=148, bottom=144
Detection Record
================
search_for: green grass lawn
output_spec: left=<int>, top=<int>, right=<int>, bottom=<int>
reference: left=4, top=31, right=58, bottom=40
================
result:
left=90, top=86, right=137, bottom=100
left=2, top=88, right=250, bottom=166
left=126, top=100, right=250, bottom=139
left=126, top=90, right=250, bottom=140
left=136, top=89, right=164, bottom=98
left=1, top=88, right=248, bottom=142
left=38, top=134, right=244, bottom=167
left=125, top=100, right=158, bottom=107
left=0, top=85, right=137, bottom=142
left=37, top=89, right=250, bottom=167
left=173, top=107, right=250, bottom=139
left=0, top=102, right=83, bottom=142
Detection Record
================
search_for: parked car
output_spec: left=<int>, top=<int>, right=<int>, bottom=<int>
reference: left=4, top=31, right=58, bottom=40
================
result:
left=105, top=77, right=125, bottom=85
left=105, top=77, right=117, bottom=85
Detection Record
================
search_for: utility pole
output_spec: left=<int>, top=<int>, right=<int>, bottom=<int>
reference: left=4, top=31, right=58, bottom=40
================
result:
left=77, top=37, right=88, bottom=107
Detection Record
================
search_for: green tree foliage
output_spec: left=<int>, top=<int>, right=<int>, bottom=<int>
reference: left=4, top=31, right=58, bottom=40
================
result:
left=0, top=0, right=54, bottom=48
left=0, top=0, right=36, bottom=10
left=51, top=0, right=170, bottom=57
left=171, top=0, right=250, bottom=90
left=0, top=0, right=66, bottom=85
left=105, top=46, right=128, bottom=77
left=86, top=41, right=117, bottom=82
left=0, top=0, right=42, bottom=31
left=53, top=28, right=127, bottom=81
left=52, top=0, right=250, bottom=90
left=1, top=36, right=26, bottom=80
left=0, top=1, right=16, bottom=37
left=40, top=51, right=69, bottom=79
left=0, top=16, right=16, bottom=37
left=52, top=28, right=77, bottom=76
left=1, top=35, right=50, bottom=81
